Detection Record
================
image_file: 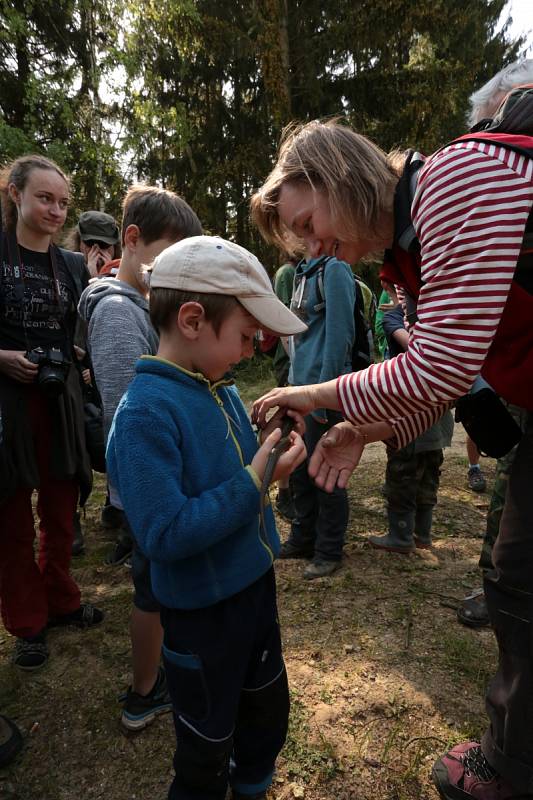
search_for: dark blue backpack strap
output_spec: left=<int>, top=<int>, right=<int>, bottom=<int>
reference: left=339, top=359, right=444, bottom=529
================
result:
left=394, top=150, right=425, bottom=255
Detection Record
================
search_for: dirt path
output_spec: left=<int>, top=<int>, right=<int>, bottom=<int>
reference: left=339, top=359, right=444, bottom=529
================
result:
left=0, top=423, right=496, bottom=800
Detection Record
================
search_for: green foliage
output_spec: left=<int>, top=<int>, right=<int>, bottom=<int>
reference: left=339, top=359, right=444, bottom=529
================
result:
left=0, top=0, right=525, bottom=253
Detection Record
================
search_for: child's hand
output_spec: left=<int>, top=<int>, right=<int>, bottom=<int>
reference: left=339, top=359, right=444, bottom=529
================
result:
left=251, top=427, right=306, bottom=486
left=258, top=408, right=305, bottom=444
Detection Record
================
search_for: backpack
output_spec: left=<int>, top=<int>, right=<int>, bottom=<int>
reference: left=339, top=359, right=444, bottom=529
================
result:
left=303, top=256, right=376, bottom=372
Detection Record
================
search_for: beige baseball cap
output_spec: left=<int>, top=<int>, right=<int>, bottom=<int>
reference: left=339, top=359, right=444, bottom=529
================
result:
left=149, top=235, right=307, bottom=335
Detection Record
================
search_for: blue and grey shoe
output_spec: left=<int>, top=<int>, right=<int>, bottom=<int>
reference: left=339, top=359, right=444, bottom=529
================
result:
left=121, top=667, right=173, bottom=731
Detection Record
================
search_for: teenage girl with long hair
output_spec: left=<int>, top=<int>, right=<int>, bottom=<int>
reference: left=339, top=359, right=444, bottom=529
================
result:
left=0, top=155, right=103, bottom=670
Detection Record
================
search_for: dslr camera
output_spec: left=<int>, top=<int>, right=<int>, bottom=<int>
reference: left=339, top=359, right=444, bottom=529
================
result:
left=25, top=347, right=71, bottom=398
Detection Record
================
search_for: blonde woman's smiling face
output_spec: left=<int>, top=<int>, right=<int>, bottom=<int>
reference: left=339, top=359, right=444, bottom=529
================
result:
left=277, top=181, right=386, bottom=265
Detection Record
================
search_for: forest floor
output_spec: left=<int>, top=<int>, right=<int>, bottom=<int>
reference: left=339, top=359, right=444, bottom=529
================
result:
left=0, top=363, right=497, bottom=800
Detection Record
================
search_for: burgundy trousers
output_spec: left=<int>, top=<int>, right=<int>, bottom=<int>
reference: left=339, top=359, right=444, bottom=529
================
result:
left=0, top=388, right=80, bottom=638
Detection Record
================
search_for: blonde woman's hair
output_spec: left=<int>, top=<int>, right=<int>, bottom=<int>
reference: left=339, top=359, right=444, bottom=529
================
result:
left=250, top=119, right=403, bottom=252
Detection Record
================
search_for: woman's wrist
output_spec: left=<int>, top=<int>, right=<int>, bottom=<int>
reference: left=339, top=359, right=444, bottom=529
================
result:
left=308, top=380, right=339, bottom=412
left=356, top=421, right=394, bottom=444
left=352, top=425, right=369, bottom=445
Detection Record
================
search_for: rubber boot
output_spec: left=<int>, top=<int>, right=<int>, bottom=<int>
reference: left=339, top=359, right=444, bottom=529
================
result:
left=414, top=505, right=433, bottom=549
left=369, top=510, right=415, bottom=554
left=71, top=511, right=85, bottom=557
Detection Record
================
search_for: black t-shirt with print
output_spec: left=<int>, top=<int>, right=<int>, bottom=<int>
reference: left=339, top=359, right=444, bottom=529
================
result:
left=0, top=238, right=76, bottom=353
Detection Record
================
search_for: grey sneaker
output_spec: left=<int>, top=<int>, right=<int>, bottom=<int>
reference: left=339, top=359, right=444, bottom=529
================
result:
left=303, top=559, right=341, bottom=580
left=121, top=667, right=173, bottom=731
left=467, top=466, right=486, bottom=493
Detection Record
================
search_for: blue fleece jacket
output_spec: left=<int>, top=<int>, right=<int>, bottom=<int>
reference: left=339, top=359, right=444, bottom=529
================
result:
left=106, top=356, right=279, bottom=610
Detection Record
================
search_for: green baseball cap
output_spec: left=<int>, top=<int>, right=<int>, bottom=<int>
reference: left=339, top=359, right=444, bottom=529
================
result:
left=78, top=211, right=120, bottom=245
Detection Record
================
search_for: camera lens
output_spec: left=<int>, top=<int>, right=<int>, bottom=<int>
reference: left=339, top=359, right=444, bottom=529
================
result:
left=36, top=349, right=70, bottom=397
left=39, top=367, right=65, bottom=397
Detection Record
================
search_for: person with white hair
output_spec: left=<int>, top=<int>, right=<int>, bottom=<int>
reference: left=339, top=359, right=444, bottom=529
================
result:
left=467, top=58, right=533, bottom=128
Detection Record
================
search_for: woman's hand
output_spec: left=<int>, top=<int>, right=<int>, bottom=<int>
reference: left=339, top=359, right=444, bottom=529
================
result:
left=251, top=427, right=307, bottom=485
left=308, top=421, right=366, bottom=492
left=258, top=407, right=306, bottom=444
left=0, top=350, right=39, bottom=383
left=252, top=385, right=321, bottom=428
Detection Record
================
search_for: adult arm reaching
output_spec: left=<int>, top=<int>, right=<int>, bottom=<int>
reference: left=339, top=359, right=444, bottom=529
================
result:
left=252, top=383, right=395, bottom=491
left=251, top=381, right=339, bottom=427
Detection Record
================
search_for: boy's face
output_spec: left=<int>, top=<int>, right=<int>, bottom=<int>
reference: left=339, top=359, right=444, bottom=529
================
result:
left=196, top=304, right=259, bottom=382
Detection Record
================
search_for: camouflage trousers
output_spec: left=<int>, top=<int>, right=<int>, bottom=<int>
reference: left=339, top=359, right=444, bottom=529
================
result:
left=385, top=445, right=444, bottom=515
left=479, top=403, right=529, bottom=572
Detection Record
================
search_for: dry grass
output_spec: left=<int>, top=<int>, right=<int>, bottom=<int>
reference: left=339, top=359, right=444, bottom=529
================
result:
left=0, top=364, right=496, bottom=800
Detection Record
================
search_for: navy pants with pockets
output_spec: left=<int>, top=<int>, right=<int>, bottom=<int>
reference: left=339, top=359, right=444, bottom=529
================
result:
left=161, top=568, right=289, bottom=800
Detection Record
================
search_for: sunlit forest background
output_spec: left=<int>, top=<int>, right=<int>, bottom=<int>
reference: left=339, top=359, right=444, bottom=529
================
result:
left=0, top=0, right=527, bottom=262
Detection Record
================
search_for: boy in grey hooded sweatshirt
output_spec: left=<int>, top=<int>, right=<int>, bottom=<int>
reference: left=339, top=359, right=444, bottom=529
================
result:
left=78, top=185, right=202, bottom=730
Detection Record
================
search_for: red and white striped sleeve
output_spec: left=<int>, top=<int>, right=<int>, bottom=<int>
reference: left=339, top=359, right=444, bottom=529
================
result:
left=338, top=141, right=533, bottom=448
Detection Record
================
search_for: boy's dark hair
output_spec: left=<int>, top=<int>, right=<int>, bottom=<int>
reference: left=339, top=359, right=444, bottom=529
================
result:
left=122, top=185, right=202, bottom=245
left=150, top=288, right=239, bottom=336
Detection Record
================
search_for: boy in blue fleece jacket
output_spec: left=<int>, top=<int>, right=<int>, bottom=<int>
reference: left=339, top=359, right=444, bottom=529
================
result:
left=106, top=236, right=307, bottom=800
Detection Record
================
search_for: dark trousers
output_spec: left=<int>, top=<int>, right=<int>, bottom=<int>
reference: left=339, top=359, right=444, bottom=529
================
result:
left=481, top=413, right=533, bottom=793
left=478, top=403, right=528, bottom=572
left=385, top=446, right=443, bottom=515
left=161, top=569, right=289, bottom=800
left=288, top=411, right=349, bottom=561
left=0, top=390, right=80, bottom=638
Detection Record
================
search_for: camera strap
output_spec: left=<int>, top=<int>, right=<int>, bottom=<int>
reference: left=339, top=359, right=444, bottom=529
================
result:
left=6, top=230, right=32, bottom=353
left=5, top=230, right=70, bottom=353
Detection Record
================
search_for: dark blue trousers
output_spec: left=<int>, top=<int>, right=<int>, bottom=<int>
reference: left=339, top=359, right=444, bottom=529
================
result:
left=287, top=410, right=349, bottom=561
left=161, top=568, right=289, bottom=800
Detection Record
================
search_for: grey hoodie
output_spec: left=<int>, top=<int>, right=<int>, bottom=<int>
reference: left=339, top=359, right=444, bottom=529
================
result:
left=78, top=278, right=159, bottom=439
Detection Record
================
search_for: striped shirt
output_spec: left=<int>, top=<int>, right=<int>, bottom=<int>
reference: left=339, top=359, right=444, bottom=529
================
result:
left=338, top=140, right=533, bottom=448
